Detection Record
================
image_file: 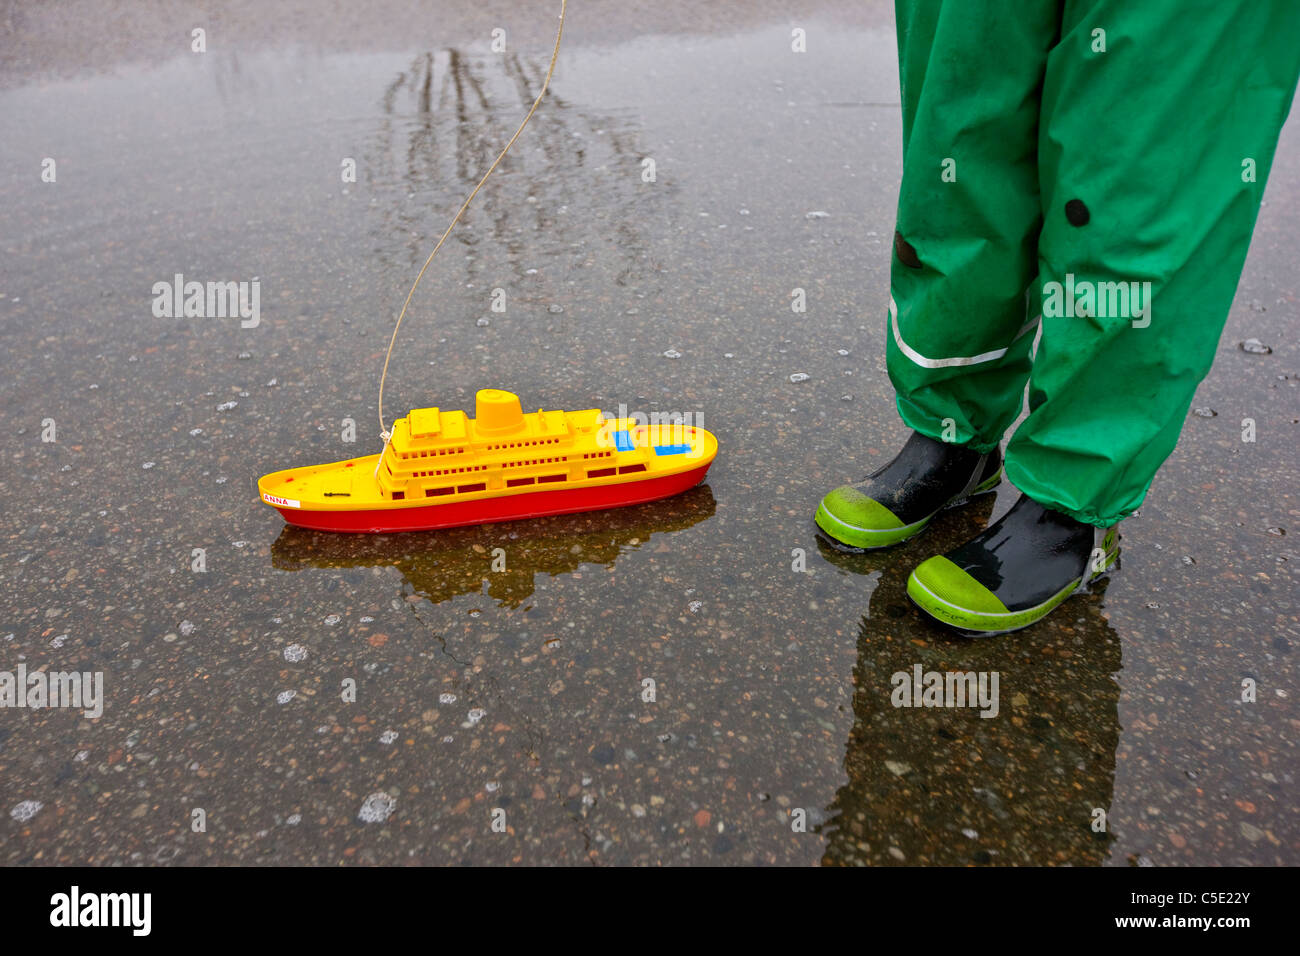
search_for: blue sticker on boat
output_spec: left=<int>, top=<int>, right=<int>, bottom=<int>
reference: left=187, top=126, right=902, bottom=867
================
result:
left=614, top=429, right=635, bottom=452
left=653, top=444, right=692, bottom=456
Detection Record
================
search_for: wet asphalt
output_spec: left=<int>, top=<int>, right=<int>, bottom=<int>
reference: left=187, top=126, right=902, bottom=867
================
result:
left=0, top=1, right=1295, bottom=865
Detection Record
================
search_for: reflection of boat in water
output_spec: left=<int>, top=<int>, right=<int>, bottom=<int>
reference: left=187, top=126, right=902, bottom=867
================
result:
left=258, top=389, right=717, bottom=533
left=270, top=484, right=716, bottom=608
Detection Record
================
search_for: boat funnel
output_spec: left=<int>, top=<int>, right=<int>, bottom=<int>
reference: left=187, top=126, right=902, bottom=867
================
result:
left=474, top=388, right=525, bottom=435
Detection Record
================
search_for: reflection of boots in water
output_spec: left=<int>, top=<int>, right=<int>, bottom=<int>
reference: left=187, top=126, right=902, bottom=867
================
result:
left=817, top=553, right=1122, bottom=866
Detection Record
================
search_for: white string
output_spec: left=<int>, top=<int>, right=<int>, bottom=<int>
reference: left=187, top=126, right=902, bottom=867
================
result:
left=373, top=1, right=568, bottom=480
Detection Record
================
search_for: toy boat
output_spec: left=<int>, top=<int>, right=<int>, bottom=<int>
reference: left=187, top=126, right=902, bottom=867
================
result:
left=258, top=389, right=717, bottom=533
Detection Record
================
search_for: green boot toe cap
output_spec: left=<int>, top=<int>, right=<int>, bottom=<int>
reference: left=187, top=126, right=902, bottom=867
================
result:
left=821, top=486, right=905, bottom=530
left=815, top=487, right=926, bottom=549
left=907, top=555, right=1011, bottom=630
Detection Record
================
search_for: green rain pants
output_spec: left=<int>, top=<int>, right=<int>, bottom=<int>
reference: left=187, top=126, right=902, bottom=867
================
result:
left=886, top=0, right=1300, bottom=526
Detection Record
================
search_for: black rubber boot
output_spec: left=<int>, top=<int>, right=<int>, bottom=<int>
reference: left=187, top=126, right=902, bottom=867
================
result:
left=815, top=431, right=1002, bottom=550
left=907, top=492, right=1120, bottom=636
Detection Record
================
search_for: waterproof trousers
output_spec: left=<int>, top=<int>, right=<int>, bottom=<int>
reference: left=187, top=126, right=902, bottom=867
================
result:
left=887, top=0, right=1300, bottom=526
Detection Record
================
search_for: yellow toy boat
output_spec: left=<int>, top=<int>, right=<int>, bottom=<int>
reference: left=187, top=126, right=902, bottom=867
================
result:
left=258, top=389, right=717, bottom=533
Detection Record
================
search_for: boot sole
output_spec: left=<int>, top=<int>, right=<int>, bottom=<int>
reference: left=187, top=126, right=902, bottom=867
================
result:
left=814, top=468, right=1002, bottom=553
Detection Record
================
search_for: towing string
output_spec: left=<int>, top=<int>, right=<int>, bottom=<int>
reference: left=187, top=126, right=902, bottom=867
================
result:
left=374, top=0, right=567, bottom=474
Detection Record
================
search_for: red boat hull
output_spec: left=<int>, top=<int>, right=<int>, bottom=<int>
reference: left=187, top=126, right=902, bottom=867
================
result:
left=275, top=463, right=713, bottom=533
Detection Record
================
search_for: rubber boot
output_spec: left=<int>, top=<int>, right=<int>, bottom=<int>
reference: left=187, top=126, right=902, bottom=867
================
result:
left=907, top=492, right=1119, bottom=636
left=815, top=431, right=1002, bottom=550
